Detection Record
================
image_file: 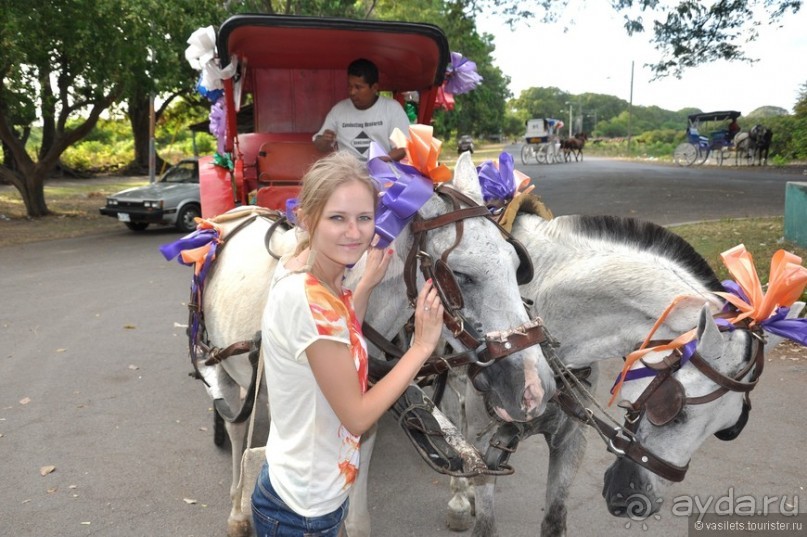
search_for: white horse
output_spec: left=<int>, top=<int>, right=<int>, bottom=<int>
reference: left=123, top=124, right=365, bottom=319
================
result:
left=195, top=152, right=556, bottom=537
left=444, top=206, right=800, bottom=536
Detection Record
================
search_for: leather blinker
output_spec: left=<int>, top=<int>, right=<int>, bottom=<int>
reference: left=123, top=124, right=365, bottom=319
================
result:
left=508, top=237, right=534, bottom=285
left=644, top=377, right=686, bottom=426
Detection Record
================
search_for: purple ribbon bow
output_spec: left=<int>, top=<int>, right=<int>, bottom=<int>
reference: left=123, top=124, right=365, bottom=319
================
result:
left=445, top=52, right=483, bottom=95
left=477, top=152, right=517, bottom=205
left=367, top=142, right=434, bottom=248
left=722, top=280, right=807, bottom=346
left=209, top=97, right=227, bottom=155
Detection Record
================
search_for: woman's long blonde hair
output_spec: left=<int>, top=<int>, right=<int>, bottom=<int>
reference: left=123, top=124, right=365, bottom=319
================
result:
left=294, top=151, right=378, bottom=255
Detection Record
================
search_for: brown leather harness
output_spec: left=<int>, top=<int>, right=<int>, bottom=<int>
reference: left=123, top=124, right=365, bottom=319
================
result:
left=553, top=322, right=765, bottom=482
left=394, top=185, right=549, bottom=382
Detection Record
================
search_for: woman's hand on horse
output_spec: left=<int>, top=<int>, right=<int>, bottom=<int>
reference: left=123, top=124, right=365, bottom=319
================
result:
left=411, top=279, right=444, bottom=359
left=360, top=241, right=394, bottom=290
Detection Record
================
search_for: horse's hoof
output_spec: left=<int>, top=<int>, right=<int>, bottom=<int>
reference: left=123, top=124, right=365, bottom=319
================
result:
left=446, top=509, right=473, bottom=532
left=446, top=495, right=473, bottom=531
left=227, top=518, right=252, bottom=537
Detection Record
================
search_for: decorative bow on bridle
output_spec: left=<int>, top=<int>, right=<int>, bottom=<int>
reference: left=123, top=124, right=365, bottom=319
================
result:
left=476, top=152, right=533, bottom=210
left=609, top=244, right=807, bottom=405
left=368, top=125, right=451, bottom=248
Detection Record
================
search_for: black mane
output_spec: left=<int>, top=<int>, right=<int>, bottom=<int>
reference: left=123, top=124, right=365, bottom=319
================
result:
left=571, top=215, right=723, bottom=292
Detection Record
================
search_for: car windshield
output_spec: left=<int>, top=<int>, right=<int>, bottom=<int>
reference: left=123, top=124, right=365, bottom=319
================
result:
left=161, top=162, right=197, bottom=184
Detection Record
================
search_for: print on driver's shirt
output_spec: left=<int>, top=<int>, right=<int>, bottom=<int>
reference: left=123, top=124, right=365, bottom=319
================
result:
left=352, top=131, right=371, bottom=156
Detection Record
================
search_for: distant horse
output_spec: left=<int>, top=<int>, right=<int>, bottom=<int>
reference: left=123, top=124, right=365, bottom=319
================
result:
left=749, top=124, right=773, bottom=166
left=561, top=132, right=588, bottom=162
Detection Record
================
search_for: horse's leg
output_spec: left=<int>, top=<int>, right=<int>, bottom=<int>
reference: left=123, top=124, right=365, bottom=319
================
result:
left=541, top=366, right=597, bottom=537
left=540, top=411, right=587, bottom=537
left=465, top=388, right=500, bottom=537
left=441, top=369, right=474, bottom=531
left=344, top=424, right=377, bottom=537
left=215, top=366, right=253, bottom=537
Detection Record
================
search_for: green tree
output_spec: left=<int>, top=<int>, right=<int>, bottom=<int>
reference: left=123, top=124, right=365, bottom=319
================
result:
left=0, top=0, right=137, bottom=217
left=124, top=0, right=228, bottom=174
left=476, top=0, right=801, bottom=78
left=375, top=0, right=511, bottom=139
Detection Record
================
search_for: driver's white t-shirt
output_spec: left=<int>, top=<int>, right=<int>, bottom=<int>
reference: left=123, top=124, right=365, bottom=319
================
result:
left=314, top=96, right=410, bottom=160
left=261, top=261, right=369, bottom=517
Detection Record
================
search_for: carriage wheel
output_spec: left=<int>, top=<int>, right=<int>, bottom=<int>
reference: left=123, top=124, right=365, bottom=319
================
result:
left=520, top=144, right=535, bottom=165
left=536, top=145, right=548, bottom=164
left=673, top=143, right=697, bottom=166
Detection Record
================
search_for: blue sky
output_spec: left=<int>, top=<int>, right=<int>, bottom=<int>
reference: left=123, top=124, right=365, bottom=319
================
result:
left=477, top=4, right=807, bottom=116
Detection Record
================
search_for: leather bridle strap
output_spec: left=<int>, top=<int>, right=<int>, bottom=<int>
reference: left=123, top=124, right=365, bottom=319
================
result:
left=553, top=391, right=690, bottom=482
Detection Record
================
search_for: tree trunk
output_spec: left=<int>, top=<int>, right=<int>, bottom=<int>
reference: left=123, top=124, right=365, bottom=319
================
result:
left=21, top=171, right=49, bottom=217
left=129, top=93, right=152, bottom=174
left=0, top=165, right=50, bottom=217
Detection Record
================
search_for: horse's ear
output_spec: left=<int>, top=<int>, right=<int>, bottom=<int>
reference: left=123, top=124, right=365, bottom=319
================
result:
left=451, top=151, right=484, bottom=205
left=695, top=306, right=723, bottom=361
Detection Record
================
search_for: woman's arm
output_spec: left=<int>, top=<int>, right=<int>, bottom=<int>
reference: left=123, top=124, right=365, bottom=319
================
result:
left=308, top=280, right=443, bottom=436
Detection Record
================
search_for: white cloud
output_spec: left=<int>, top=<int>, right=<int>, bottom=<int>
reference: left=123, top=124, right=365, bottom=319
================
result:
left=477, top=3, right=807, bottom=115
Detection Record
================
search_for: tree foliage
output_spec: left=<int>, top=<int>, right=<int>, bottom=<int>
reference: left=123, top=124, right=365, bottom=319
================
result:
left=0, top=0, right=228, bottom=216
left=474, top=0, right=802, bottom=78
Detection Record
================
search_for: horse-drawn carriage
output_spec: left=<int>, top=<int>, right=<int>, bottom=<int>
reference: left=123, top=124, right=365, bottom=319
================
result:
left=521, top=117, right=563, bottom=164
left=673, top=110, right=742, bottom=166
left=168, top=14, right=807, bottom=537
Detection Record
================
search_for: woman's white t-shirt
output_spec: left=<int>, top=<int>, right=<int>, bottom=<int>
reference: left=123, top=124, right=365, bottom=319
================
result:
left=261, top=261, right=368, bottom=517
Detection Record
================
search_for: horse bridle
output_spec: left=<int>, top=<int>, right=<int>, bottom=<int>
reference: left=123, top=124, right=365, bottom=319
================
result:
left=554, top=321, right=765, bottom=482
left=400, top=185, right=548, bottom=380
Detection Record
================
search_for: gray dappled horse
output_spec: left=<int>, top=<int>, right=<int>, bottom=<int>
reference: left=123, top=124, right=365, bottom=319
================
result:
left=443, top=204, right=797, bottom=536
left=195, top=153, right=555, bottom=537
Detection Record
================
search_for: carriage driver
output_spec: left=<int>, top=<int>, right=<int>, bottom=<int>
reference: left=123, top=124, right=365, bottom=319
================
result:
left=313, top=58, right=411, bottom=162
left=728, top=118, right=741, bottom=141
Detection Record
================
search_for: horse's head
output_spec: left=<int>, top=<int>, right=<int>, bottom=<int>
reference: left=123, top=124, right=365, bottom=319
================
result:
left=404, top=152, right=555, bottom=421
left=602, top=305, right=761, bottom=518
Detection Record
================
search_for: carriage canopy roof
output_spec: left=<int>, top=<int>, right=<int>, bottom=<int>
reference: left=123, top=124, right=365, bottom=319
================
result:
left=688, top=111, right=741, bottom=123
left=216, top=14, right=450, bottom=92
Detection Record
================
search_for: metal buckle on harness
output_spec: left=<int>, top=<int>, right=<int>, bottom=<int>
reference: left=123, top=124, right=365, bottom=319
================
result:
left=608, top=427, right=630, bottom=457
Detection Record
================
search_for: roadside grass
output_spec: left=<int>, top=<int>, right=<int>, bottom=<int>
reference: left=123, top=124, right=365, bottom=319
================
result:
left=671, top=218, right=807, bottom=285
left=0, top=177, right=148, bottom=248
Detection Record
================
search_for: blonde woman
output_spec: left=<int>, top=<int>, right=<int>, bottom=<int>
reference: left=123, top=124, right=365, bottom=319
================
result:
left=253, top=151, right=443, bottom=536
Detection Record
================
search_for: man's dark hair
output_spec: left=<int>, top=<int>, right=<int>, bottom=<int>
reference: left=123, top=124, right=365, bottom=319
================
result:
left=347, top=58, right=379, bottom=86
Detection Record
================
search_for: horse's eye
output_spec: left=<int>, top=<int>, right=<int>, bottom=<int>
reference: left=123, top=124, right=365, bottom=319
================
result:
left=672, top=411, right=688, bottom=425
left=452, top=271, right=472, bottom=285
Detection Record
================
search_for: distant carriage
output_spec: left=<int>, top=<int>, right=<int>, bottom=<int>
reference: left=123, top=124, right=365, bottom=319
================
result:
left=673, top=110, right=750, bottom=167
left=521, top=118, right=564, bottom=164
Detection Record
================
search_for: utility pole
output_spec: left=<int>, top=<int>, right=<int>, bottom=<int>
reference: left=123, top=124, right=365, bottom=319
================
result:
left=627, top=60, right=634, bottom=155
left=565, top=101, right=573, bottom=138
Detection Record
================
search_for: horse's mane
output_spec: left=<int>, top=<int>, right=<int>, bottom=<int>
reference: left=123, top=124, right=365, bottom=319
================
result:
left=566, top=215, right=724, bottom=292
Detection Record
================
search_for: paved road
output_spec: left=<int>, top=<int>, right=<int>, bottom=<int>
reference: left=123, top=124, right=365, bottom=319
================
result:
left=509, top=146, right=806, bottom=225
left=1, top=160, right=805, bottom=536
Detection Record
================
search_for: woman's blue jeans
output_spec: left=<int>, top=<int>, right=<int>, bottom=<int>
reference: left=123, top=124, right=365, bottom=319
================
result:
left=251, top=462, right=348, bottom=537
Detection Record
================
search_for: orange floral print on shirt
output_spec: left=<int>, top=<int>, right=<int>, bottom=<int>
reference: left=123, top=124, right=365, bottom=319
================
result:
left=305, top=273, right=369, bottom=487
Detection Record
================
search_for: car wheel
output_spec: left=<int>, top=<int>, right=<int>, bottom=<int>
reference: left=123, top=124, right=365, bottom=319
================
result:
left=125, top=222, right=149, bottom=232
left=176, top=204, right=201, bottom=233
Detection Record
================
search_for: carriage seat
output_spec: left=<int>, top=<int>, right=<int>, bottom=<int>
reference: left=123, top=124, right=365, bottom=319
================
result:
left=253, top=136, right=331, bottom=211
